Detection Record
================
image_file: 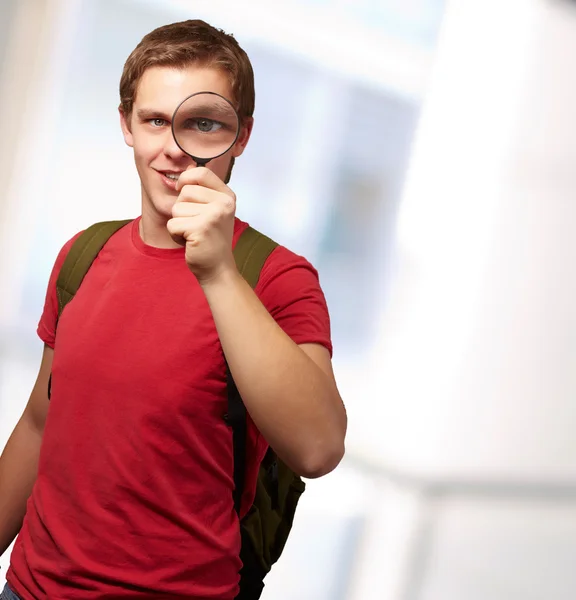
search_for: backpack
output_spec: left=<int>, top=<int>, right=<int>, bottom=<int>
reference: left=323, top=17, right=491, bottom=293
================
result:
left=51, top=219, right=306, bottom=600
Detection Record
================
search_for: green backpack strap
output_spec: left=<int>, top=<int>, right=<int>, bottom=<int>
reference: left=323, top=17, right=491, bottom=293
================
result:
left=56, top=220, right=133, bottom=319
left=233, top=226, right=278, bottom=288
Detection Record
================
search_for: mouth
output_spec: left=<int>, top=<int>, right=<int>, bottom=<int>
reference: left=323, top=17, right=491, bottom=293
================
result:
left=156, top=170, right=183, bottom=191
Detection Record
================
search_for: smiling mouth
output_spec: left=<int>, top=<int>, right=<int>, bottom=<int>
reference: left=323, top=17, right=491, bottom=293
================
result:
left=160, top=171, right=181, bottom=181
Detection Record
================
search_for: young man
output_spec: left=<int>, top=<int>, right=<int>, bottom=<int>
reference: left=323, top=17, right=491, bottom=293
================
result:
left=0, top=20, right=346, bottom=600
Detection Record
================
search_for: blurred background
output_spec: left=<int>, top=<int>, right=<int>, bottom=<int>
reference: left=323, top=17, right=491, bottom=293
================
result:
left=1, top=0, right=576, bottom=598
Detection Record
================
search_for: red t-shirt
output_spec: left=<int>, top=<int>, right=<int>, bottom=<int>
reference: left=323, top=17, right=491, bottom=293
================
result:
left=7, top=217, right=332, bottom=599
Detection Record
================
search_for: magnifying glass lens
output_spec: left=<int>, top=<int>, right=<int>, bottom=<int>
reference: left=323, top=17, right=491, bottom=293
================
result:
left=172, top=92, right=239, bottom=161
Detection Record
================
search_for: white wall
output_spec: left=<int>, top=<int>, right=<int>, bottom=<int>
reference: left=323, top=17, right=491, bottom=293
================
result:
left=345, top=1, right=576, bottom=598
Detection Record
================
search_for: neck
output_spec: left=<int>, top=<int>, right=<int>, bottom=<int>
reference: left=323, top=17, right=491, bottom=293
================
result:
left=139, top=202, right=182, bottom=249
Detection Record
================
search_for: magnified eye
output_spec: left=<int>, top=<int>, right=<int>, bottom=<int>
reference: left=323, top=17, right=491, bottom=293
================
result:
left=187, top=118, right=223, bottom=133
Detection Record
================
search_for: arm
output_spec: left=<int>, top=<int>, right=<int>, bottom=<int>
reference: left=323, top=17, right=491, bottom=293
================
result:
left=167, top=167, right=347, bottom=478
left=202, top=271, right=346, bottom=478
left=0, top=344, right=52, bottom=557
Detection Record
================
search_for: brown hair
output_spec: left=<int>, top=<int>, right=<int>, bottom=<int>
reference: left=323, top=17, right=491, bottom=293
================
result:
left=119, top=20, right=255, bottom=123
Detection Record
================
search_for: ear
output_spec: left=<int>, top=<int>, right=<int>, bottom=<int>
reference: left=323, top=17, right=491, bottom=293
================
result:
left=119, top=106, right=134, bottom=148
left=231, top=117, right=254, bottom=158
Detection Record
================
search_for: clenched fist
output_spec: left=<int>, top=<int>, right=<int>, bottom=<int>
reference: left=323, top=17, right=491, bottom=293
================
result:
left=167, top=166, right=237, bottom=284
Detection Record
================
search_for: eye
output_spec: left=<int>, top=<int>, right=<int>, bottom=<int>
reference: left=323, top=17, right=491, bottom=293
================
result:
left=196, top=118, right=222, bottom=133
left=182, top=118, right=223, bottom=133
left=149, top=118, right=167, bottom=128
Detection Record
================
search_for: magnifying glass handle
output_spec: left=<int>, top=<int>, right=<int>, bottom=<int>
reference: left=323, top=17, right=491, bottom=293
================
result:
left=195, top=158, right=209, bottom=168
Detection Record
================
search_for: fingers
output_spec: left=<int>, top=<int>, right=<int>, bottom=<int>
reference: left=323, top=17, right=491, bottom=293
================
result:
left=171, top=201, right=203, bottom=218
left=167, top=207, right=223, bottom=242
left=166, top=216, right=198, bottom=244
left=173, top=183, right=235, bottom=214
left=175, top=166, right=231, bottom=194
left=174, top=184, right=218, bottom=206
left=174, top=166, right=236, bottom=216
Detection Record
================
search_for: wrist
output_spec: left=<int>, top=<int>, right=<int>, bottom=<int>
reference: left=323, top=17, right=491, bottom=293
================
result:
left=197, top=262, right=242, bottom=292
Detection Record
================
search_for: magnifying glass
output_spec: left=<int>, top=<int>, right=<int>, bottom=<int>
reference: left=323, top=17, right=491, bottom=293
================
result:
left=171, top=91, right=240, bottom=168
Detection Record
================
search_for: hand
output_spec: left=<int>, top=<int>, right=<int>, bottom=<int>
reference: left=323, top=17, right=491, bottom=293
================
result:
left=167, top=166, right=237, bottom=284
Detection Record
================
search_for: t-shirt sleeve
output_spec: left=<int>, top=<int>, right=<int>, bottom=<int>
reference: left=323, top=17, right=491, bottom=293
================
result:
left=37, top=233, right=83, bottom=348
left=254, top=245, right=333, bottom=356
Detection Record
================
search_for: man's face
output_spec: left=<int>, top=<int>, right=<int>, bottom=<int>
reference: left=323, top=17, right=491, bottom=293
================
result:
left=120, top=65, right=252, bottom=221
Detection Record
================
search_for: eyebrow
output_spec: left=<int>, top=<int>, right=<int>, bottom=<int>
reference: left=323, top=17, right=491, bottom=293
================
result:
left=135, top=108, right=170, bottom=121
left=183, top=103, right=235, bottom=118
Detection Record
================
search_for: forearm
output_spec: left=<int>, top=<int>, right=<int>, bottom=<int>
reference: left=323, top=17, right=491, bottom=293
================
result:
left=201, top=269, right=346, bottom=478
left=0, top=418, right=42, bottom=557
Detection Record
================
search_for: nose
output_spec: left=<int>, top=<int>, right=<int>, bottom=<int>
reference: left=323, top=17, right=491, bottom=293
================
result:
left=163, top=130, right=189, bottom=162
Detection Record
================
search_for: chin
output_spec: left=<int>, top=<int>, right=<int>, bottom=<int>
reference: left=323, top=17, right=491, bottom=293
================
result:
left=143, top=191, right=177, bottom=220
left=155, top=201, right=177, bottom=220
